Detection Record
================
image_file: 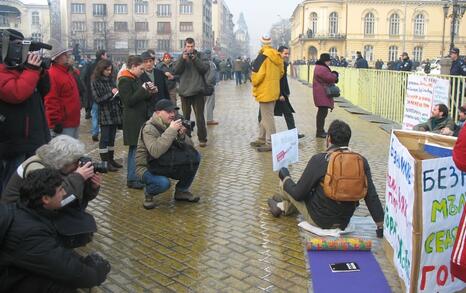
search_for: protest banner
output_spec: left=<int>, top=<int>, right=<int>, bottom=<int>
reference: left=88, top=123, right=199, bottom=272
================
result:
left=402, top=76, right=450, bottom=130
left=271, top=128, right=298, bottom=172
left=384, top=130, right=462, bottom=293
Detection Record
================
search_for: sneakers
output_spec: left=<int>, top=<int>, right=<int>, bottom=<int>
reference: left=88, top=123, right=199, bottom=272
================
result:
left=256, top=144, right=272, bottom=152
left=199, top=142, right=207, bottom=147
left=207, top=120, right=219, bottom=125
left=143, top=194, right=156, bottom=210
left=127, top=180, right=144, bottom=190
left=267, top=198, right=283, bottom=217
left=298, top=133, right=305, bottom=139
left=250, top=140, right=266, bottom=147
left=174, top=190, right=200, bottom=202
left=92, top=135, right=99, bottom=142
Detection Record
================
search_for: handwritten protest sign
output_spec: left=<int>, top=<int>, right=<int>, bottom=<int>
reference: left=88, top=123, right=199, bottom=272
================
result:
left=402, top=76, right=450, bottom=130
left=418, top=157, right=466, bottom=292
left=271, top=128, right=298, bottom=171
left=385, top=132, right=416, bottom=290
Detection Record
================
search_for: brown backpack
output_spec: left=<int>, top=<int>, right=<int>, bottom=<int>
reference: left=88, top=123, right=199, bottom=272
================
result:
left=321, top=149, right=368, bottom=201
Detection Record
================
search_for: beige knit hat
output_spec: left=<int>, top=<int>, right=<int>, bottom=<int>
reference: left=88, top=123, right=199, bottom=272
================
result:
left=47, top=38, right=73, bottom=60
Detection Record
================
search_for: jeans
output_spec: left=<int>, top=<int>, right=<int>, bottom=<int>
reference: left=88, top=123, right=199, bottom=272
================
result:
left=0, top=154, right=26, bottom=194
left=99, top=125, right=117, bottom=150
left=127, top=145, right=137, bottom=182
left=91, top=102, right=99, bottom=136
left=235, top=71, right=242, bottom=85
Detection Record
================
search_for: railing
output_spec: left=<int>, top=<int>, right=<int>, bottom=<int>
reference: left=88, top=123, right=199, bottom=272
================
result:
left=291, top=65, right=466, bottom=124
left=298, top=33, right=347, bottom=41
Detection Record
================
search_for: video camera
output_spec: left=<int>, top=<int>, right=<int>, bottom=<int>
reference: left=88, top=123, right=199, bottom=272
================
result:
left=0, top=29, right=52, bottom=69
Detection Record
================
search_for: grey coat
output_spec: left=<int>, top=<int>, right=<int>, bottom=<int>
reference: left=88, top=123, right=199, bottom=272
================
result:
left=174, top=51, right=210, bottom=98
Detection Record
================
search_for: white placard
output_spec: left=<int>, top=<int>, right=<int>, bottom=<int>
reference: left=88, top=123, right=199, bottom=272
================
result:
left=402, top=75, right=450, bottom=130
left=418, top=157, right=466, bottom=292
left=385, top=132, right=416, bottom=291
left=271, top=128, right=298, bottom=171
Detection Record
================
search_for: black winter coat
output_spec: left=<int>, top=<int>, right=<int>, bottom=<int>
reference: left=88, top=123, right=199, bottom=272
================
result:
left=274, top=62, right=295, bottom=116
left=0, top=203, right=104, bottom=291
left=140, top=69, right=170, bottom=118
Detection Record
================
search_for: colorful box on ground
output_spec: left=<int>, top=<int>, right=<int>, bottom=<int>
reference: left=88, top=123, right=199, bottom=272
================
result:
left=307, top=237, right=372, bottom=251
left=384, top=130, right=463, bottom=293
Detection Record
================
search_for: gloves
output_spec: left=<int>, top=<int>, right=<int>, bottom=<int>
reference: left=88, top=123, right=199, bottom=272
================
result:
left=376, top=227, right=383, bottom=238
left=278, top=167, right=290, bottom=181
left=84, top=252, right=111, bottom=285
left=53, top=123, right=63, bottom=134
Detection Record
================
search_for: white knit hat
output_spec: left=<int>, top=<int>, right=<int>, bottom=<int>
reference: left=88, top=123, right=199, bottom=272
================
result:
left=260, top=34, right=272, bottom=45
left=47, top=39, right=73, bottom=61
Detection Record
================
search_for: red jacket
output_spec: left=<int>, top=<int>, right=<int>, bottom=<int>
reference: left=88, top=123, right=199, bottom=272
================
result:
left=0, top=65, right=40, bottom=103
left=312, top=63, right=338, bottom=109
left=453, top=126, right=466, bottom=171
left=44, top=64, right=81, bottom=128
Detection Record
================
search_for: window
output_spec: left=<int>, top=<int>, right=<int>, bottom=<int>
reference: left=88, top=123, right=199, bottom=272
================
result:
left=180, top=3, right=193, bottom=15
left=157, top=22, right=171, bottom=34
left=329, top=12, right=338, bottom=35
left=157, top=4, right=171, bottom=16
left=31, top=32, right=42, bottom=42
left=135, top=22, right=149, bottom=32
left=310, top=12, right=318, bottom=34
left=364, top=45, right=374, bottom=62
left=413, top=46, right=423, bottom=62
left=135, top=1, right=148, bottom=14
left=364, top=12, right=375, bottom=35
left=389, top=13, right=400, bottom=36
left=114, top=22, right=128, bottom=32
left=94, top=39, right=105, bottom=50
left=180, top=22, right=193, bottom=32
left=71, top=3, right=85, bottom=14
left=115, top=40, right=128, bottom=49
left=388, top=45, right=398, bottom=62
left=136, top=40, right=148, bottom=50
left=0, top=15, right=8, bottom=26
left=157, top=39, right=170, bottom=51
left=71, top=39, right=86, bottom=50
left=71, top=21, right=86, bottom=32
left=32, top=12, right=40, bottom=25
left=329, top=47, right=337, bottom=58
left=414, top=14, right=425, bottom=36
left=179, top=39, right=185, bottom=49
left=93, top=22, right=106, bottom=33
left=114, top=4, right=127, bottom=14
left=93, top=4, right=106, bottom=16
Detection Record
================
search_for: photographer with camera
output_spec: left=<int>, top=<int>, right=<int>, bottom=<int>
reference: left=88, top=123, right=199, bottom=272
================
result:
left=1, top=135, right=101, bottom=248
left=136, top=100, right=201, bottom=209
left=0, top=29, right=51, bottom=194
left=0, top=168, right=110, bottom=292
left=44, top=39, right=81, bottom=139
left=174, top=37, right=210, bottom=147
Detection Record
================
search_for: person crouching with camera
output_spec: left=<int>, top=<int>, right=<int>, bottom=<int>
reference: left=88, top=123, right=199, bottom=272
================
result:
left=1, top=135, right=101, bottom=248
left=0, top=168, right=110, bottom=292
left=136, top=100, right=201, bottom=210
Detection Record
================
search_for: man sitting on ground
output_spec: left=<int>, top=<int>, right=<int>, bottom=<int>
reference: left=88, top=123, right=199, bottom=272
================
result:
left=136, top=100, right=201, bottom=209
left=413, top=103, right=455, bottom=135
left=267, top=120, right=384, bottom=237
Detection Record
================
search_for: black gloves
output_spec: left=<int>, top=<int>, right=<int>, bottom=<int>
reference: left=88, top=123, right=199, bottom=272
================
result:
left=278, top=167, right=290, bottom=181
left=84, top=252, right=111, bottom=285
left=376, top=227, right=383, bottom=238
left=53, top=123, right=63, bottom=134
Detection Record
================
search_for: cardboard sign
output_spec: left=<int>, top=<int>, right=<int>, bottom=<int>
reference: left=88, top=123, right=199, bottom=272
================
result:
left=385, top=132, right=416, bottom=290
left=402, top=76, right=450, bottom=130
left=419, top=157, right=466, bottom=292
left=271, top=128, right=298, bottom=171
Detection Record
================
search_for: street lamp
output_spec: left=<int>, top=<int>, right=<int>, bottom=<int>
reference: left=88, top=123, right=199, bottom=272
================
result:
left=444, top=0, right=466, bottom=52
left=442, top=3, right=450, bottom=56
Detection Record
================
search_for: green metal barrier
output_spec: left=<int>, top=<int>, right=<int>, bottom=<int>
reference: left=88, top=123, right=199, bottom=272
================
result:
left=291, top=65, right=466, bottom=124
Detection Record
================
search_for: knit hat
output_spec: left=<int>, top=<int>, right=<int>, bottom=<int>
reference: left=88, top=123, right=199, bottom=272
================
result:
left=162, top=52, right=172, bottom=60
left=141, top=51, right=155, bottom=60
left=47, top=39, right=72, bottom=60
left=319, top=53, right=331, bottom=62
left=260, top=34, right=272, bottom=45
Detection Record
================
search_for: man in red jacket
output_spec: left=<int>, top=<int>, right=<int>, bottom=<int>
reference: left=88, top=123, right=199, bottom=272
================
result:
left=44, top=39, right=81, bottom=138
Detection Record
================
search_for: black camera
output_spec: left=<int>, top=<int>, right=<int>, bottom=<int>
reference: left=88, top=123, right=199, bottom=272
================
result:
left=175, top=114, right=195, bottom=131
left=0, top=29, right=52, bottom=69
left=79, top=156, right=108, bottom=174
left=187, top=52, right=195, bottom=59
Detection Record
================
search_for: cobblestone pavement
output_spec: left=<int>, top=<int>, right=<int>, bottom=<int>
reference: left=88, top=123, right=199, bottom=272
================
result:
left=77, top=78, right=401, bottom=292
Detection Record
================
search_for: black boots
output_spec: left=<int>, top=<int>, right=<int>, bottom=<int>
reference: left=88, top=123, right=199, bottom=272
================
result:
left=108, top=151, right=123, bottom=169
left=99, top=152, right=118, bottom=172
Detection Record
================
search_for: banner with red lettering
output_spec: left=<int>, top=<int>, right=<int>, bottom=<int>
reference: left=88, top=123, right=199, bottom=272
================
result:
left=419, top=158, right=466, bottom=292
left=385, top=132, right=416, bottom=290
left=271, top=128, right=299, bottom=172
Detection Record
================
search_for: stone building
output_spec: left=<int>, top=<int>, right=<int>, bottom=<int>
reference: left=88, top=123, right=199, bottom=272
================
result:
left=212, top=0, right=235, bottom=59
left=60, top=0, right=213, bottom=62
left=0, top=0, right=51, bottom=42
left=290, top=0, right=466, bottom=65
left=234, top=12, right=250, bottom=58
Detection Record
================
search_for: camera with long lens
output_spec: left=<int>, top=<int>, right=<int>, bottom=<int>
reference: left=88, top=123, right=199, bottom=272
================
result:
left=175, top=114, right=195, bottom=131
left=0, top=29, right=52, bottom=69
left=79, top=156, right=108, bottom=174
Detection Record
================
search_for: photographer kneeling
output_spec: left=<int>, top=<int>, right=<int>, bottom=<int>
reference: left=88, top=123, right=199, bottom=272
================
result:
left=0, top=168, right=110, bottom=292
left=136, top=100, right=200, bottom=209
left=1, top=135, right=101, bottom=248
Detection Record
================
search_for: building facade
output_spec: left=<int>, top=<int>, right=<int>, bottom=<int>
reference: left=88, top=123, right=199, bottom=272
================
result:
left=212, top=0, right=234, bottom=59
left=61, top=0, right=213, bottom=61
left=290, top=0, right=466, bottom=65
left=0, top=0, right=51, bottom=43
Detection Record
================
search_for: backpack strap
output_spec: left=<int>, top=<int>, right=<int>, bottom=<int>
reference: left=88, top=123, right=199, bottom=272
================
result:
left=19, top=159, right=45, bottom=179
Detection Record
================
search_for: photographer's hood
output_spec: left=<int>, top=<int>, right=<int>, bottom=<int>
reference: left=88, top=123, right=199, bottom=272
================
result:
left=46, top=38, right=72, bottom=61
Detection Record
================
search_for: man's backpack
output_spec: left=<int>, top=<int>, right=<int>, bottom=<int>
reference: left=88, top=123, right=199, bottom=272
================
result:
left=321, top=149, right=368, bottom=201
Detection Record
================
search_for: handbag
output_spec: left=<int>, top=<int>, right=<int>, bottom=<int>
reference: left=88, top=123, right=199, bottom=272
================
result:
left=326, top=84, right=341, bottom=98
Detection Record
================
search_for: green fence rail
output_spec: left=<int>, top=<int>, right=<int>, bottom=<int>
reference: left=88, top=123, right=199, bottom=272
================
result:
left=290, top=65, right=466, bottom=124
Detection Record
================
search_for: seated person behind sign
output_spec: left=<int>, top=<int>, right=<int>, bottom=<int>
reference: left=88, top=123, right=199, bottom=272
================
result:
left=413, top=103, right=455, bottom=136
left=267, top=120, right=385, bottom=237
left=0, top=168, right=110, bottom=292
left=136, top=100, right=201, bottom=210
left=1, top=135, right=100, bottom=248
